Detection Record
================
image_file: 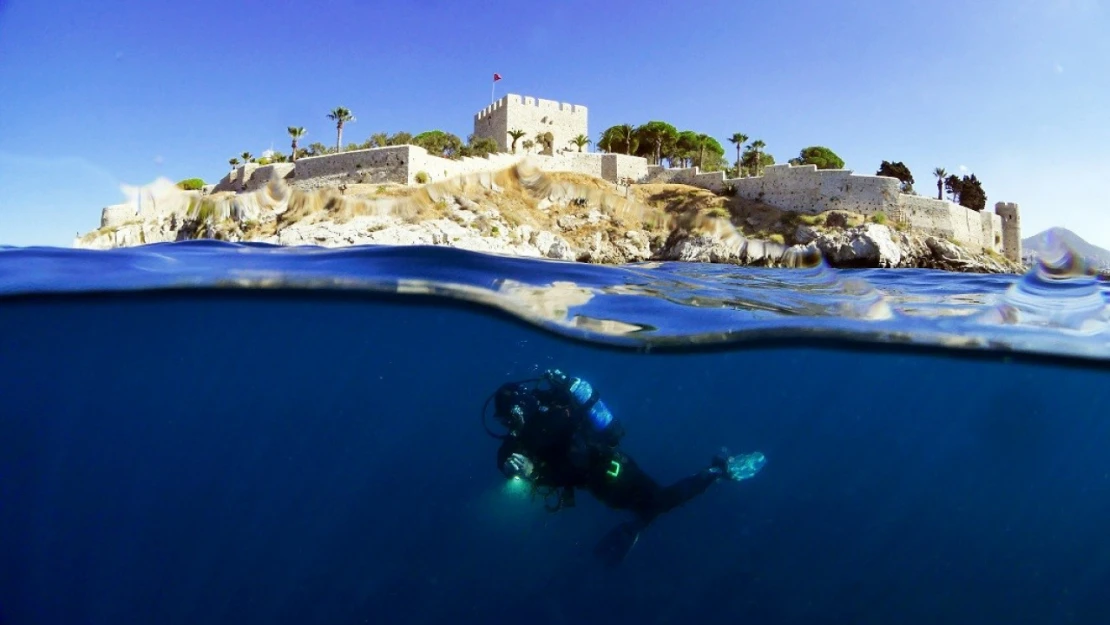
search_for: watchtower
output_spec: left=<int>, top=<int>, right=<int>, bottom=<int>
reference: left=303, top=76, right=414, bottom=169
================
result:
left=473, top=94, right=589, bottom=155
left=994, top=201, right=1022, bottom=262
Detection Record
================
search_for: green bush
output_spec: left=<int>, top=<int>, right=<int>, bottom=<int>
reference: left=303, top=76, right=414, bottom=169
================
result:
left=176, top=178, right=205, bottom=191
left=414, top=171, right=430, bottom=184
left=871, top=212, right=888, bottom=225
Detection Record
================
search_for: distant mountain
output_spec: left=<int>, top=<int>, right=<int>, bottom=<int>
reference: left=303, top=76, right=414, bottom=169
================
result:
left=1022, top=227, right=1110, bottom=270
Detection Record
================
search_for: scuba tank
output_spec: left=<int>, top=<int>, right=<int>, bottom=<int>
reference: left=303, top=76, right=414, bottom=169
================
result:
left=545, top=369, right=613, bottom=431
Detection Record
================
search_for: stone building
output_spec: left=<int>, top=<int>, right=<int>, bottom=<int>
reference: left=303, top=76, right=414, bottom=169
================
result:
left=473, top=94, right=588, bottom=155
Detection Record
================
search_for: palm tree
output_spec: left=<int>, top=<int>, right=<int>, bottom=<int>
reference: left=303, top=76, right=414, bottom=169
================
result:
left=507, top=129, right=526, bottom=154
left=729, top=133, right=748, bottom=176
left=229, top=157, right=240, bottom=170
left=749, top=140, right=766, bottom=176
left=287, top=127, right=306, bottom=162
left=570, top=134, right=591, bottom=153
left=696, top=133, right=711, bottom=169
left=326, top=107, right=356, bottom=152
left=933, top=167, right=947, bottom=200
left=240, top=152, right=254, bottom=163
left=617, top=124, right=635, bottom=156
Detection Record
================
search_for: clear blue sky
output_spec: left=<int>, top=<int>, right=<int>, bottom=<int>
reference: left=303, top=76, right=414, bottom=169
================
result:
left=1, top=0, right=1107, bottom=248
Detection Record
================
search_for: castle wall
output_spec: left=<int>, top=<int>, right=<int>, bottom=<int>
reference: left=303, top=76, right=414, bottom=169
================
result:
left=243, top=163, right=294, bottom=192
left=293, top=146, right=411, bottom=183
left=474, top=94, right=588, bottom=155
left=729, top=164, right=901, bottom=215
left=601, top=154, right=650, bottom=183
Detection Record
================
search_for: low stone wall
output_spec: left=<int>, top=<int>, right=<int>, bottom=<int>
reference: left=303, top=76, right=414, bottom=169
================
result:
left=601, top=154, right=649, bottom=182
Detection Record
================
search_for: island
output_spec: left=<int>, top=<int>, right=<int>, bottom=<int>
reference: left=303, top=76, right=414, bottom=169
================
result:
left=76, top=93, right=1025, bottom=274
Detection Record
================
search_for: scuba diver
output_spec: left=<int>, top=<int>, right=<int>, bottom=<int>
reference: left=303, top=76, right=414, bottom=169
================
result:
left=482, top=368, right=766, bottom=567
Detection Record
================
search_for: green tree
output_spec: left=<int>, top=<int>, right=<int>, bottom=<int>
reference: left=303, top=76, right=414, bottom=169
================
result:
left=533, top=131, right=554, bottom=155
left=933, top=167, right=947, bottom=200
left=367, top=133, right=389, bottom=148
left=229, top=157, right=240, bottom=170
left=943, top=173, right=986, bottom=210
left=634, top=121, right=679, bottom=165
left=462, top=134, right=498, bottom=158
left=507, top=129, right=526, bottom=153
left=326, top=106, right=355, bottom=151
left=240, top=152, right=254, bottom=163
left=876, top=160, right=914, bottom=193
left=570, top=133, right=591, bottom=152
left=790, top=146, right=845, bottom=170
left=729, top=133, right=748, bottom=176
left=522, top=139, right=535, bottom=153
left=741, top=145, right=774, bottom=177
left=287, top=127, right=306, bottom=162
left=413, top=130, right=463, bottom=158
left=388, top=132, right=412, bottom=146
left=748, top=140, right=766, bottom=176
left=599, top=125, right=637, bottom=155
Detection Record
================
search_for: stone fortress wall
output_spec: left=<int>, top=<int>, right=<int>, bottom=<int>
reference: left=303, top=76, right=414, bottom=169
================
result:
left=98, top=91, right=1020, bottom=261
left=644, top=162, right=1010, bottom=254
left=474, top=94, right=588, bottom=154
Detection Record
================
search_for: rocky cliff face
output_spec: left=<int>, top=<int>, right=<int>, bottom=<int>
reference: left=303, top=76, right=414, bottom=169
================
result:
left=75, top=162, right=1022, bottom=274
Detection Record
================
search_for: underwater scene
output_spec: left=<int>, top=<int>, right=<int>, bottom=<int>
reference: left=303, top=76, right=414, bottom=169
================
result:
left=1, top=241, right=1109, bottom=625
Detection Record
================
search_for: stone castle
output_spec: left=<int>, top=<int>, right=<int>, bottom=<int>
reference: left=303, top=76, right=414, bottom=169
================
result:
left=98, top=93, right=1022, bottom=261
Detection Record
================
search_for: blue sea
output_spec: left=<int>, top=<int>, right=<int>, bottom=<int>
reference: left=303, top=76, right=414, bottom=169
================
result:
left=1, top=240, right=1109, bottom=625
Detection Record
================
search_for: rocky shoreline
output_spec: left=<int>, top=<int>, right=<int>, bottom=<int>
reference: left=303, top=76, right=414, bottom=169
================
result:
left=76, top=164, right=1024, bottom=275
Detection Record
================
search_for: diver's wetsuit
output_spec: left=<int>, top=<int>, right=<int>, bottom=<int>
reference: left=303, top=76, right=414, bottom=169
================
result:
left=494, top=384, right=720, bottom=523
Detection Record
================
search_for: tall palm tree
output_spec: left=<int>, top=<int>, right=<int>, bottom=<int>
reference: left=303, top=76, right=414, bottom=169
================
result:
left=933, top=167, right=947, bottom=200
left=508, top=129, right=526, bottom=153
left=696, top=133, right=711, bottom=169
left=229, top=157, right=240, bottom=170
left=326, top=107, right=356, bottom=152
left=287, top=127, right=306, bottom=162
left=570, top=134, right=591, bottom=152
left=729, top=133, right=748, bottom=176
left=749, top=140, right=766, bottom=176
left=618, top=124, right=635, bottom=156
left=240, top=152, right=254, bottom=163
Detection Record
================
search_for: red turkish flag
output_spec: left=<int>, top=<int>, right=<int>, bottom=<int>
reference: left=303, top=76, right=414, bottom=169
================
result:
left=493, top=73, right=502, bottom=82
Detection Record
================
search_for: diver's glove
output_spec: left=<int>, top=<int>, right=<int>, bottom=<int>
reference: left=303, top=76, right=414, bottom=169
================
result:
left=503, top=453, right=534, bottom=480
left=708, top=448, right=767, bottom=482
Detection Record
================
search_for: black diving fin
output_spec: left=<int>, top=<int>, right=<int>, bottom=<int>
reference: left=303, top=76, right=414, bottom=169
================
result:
left=592, top=519, right=648, bottom=568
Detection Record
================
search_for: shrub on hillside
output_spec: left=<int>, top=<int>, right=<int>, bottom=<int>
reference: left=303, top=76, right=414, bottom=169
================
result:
left=176, top=178, right=205, bottom=191
left=414, top=171, right=429, bottom=184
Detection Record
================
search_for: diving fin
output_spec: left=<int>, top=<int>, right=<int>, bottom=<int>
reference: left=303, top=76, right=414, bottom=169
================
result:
left=592, top=519, right=646, bottom=568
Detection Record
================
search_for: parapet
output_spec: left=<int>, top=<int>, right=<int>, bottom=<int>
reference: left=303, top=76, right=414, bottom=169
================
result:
left=475, top=94, right=587, bottom=120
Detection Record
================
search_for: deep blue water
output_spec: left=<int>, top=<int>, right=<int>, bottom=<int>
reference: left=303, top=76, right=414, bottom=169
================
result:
left=2, top=241, right=1110, bottom=624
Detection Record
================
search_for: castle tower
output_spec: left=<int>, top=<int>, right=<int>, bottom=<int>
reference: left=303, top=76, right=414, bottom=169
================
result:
left=995, top=201, right=1022, bottom=262
left=473, top=94, right=588, bottom=155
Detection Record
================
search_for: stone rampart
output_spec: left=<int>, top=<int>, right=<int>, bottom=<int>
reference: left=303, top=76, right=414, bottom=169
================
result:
left=244, top=163, right=294, bottom=192
left=294, top=146, right=411, bottom=182
left=897, top=195, right=999, bottom=252
left=731, top=164, right=900, bottom=215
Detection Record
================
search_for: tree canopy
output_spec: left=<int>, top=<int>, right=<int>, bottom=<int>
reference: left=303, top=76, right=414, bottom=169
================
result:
left=789, top=146, right=844, bottom=170
left=876, top=160, right=915, bottom=193
left=944, top=173, right=987, bottom=211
